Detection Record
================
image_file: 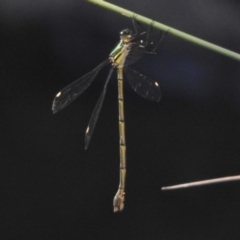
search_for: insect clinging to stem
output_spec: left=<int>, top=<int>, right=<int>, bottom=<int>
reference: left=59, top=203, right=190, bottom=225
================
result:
left=52, top=16, right=168, bottom=212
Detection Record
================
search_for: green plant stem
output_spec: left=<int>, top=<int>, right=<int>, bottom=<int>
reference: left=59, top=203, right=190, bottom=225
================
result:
left=88, top=0, right=240, bottom=61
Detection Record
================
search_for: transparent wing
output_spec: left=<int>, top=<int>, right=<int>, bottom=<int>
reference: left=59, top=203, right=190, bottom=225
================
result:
left=125, top=33, right=157, bottom=67
left=85, top=67, right=114, bottom=149
left=125, top=67, right=161, bottom=102
left=125, top=43, right=146, bottom=66
left=52, top=59, right=109, bottom=113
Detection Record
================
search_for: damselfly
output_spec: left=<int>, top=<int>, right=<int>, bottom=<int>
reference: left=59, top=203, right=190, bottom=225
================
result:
left=52, top=18, right=166, bottom=212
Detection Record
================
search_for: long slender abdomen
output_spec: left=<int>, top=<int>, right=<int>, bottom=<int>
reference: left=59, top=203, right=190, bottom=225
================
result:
left=113, top=67, right=126, bottom=212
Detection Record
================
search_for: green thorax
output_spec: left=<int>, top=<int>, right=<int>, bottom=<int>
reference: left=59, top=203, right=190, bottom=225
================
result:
left=109, top=41, right=132, bottom=68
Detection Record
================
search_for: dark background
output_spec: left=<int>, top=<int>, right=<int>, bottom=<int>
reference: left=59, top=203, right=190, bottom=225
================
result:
left=1, top=0, right=240, bottom=239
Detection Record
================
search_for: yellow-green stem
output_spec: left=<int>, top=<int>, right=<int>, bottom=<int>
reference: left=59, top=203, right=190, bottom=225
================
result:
left=88, top=0, right=240, bottom=61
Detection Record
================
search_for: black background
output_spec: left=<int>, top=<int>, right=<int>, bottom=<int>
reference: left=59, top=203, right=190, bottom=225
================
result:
left=1, top=0, right=240, bottom=239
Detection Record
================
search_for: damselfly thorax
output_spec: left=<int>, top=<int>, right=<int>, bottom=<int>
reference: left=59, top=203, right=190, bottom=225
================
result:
left=109, top=28, right=134, bottom=68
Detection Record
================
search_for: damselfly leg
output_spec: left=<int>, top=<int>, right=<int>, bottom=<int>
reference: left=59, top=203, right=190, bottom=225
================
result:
left=134, top=14, right=169, bottom=52
left=151, top=29, right=169, bottom=53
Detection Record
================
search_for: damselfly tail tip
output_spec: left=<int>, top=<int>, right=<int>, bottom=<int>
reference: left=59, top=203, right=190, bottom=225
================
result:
left=113, top=207, right=122, bottom=213
left=113, top=204, right=124, bottom=213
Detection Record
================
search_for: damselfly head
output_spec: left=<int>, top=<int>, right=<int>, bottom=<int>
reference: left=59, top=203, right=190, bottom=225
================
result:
left=120, top=28, right=134, bottom=43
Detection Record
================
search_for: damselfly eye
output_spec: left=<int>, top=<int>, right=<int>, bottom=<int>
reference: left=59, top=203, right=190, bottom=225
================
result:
left=120, top=28, right=132, bottom=36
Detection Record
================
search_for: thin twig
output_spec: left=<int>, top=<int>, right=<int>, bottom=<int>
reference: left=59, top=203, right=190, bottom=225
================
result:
left=88, top=0, right=240, bottom=61
left=161, top=175, right=240, bottom=190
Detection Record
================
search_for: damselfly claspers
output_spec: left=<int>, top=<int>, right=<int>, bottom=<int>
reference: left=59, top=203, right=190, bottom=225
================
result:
left=52, top=18, right=166, bottom=212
